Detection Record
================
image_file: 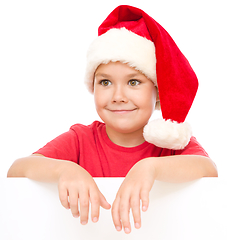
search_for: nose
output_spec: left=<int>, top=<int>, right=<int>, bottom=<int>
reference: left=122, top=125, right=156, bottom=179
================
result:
left=111, top=85, right=128, bottom=103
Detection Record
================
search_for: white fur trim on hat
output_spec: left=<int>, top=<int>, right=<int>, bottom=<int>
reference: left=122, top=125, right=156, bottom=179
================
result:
left=143, top=119, right=192, bottom=150
left=85, top=27, right=157, bottom=93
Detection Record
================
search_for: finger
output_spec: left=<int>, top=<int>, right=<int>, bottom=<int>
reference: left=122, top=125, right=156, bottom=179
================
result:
left=90, top=191, right=111, bottom=223
left=130, top=193, right=141, bottom=229
left=111, top=197, right=122, bottom=232
left=90, top=191, right=101, bottom=223
left=68, top=190, right=80, bottom=218
left=119, top=196, right=131, bottom=234
left=58, top=184, right=70, bottom=210
left=99, top=192, right=111, bottom=210
left=78, top=191, right=90, bottom=225
left=140, top=187, right=150, bottom=212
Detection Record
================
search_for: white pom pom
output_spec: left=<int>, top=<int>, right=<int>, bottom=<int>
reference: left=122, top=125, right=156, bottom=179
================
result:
left=143, top=119, right=192, bottom=150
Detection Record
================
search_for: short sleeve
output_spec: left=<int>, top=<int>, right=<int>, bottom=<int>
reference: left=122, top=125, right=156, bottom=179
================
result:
left=175, top=136, right=209, bottom=157
left=33, top=128, right=79, bottom=163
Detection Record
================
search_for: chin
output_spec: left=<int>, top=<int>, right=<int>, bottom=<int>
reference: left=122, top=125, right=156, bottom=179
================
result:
left=111, top=123, right=145, bottom=135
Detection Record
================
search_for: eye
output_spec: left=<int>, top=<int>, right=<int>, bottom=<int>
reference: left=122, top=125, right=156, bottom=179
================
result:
left=100, top=80, right=111, bottom=86
left=128, top=79, right=140, bottom=86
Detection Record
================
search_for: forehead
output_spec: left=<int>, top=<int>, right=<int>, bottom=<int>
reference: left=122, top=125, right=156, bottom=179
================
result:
left=95, top=61, right=146, bottom=78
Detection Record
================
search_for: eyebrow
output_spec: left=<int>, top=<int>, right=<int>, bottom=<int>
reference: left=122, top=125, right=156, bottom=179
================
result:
left=95, top=73, right=142, bottom=78
left=94, top=73, right=111, bottom=78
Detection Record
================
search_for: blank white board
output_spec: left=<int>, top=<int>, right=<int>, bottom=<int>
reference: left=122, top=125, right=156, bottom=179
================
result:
left=0, top=178, right=226, bottom=239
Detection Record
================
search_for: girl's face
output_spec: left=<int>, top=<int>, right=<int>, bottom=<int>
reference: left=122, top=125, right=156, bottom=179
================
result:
left=94, top=62, right=157, bottom=139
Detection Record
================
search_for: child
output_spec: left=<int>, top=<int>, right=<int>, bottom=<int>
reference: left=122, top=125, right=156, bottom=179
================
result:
left=7, top=5, right=217, bottom=234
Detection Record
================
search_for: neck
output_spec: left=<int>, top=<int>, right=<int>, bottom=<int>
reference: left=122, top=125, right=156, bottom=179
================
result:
left=105, top=125, right=145, bottom=147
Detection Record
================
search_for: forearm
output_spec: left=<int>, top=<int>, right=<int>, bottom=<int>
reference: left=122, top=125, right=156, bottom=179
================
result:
left=148, top=155, right=218, bottom=183
left=7, top=155, right=76, bottom=182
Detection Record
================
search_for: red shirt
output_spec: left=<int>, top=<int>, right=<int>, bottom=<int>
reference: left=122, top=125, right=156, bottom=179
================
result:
left=34, top=121, right=209, bottom=177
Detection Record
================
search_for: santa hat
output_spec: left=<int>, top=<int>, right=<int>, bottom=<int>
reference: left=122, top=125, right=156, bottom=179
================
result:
left=84, top=5, right=198, bottom=150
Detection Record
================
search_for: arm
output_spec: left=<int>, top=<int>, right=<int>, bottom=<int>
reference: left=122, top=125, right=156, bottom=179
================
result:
left=7, top=155, right=111, bottom=224
left=150, top=155, right=217, bottom=182
left=112, top=155, right=217, bottom=234
left=7, top=154, right=71, bottom=181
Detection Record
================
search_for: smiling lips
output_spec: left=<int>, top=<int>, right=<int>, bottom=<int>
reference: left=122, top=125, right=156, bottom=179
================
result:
left=109, top=109, right=137, bottom=114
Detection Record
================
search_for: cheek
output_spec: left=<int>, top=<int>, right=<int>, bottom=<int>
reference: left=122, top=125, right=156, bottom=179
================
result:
left=94, top=92, right=101, bottom=111
left=137, top=87, right=157, bottom=110
left=142, top=95, right=157, bottom=122
left=94, top=88, right=107, bottom=111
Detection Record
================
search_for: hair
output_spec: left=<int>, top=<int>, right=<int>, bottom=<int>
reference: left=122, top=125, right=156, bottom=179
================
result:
left=155, top=101, right=160, bottom=110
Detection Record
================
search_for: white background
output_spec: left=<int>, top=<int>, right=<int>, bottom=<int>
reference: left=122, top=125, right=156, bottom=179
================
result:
left=0, top=0, right=226, bottom=178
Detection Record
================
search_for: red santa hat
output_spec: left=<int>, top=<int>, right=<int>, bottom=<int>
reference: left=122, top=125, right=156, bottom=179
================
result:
left=84, top=5, right=198, bottom=150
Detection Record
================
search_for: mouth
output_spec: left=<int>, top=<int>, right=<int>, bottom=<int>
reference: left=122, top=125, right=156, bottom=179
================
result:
left=108, top=109, right=137, bottom=114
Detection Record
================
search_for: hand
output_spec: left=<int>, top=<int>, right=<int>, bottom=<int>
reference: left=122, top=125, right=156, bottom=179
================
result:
left=111, top=158, right=156, bottom=234
left=57, top=161, right=111, bottom=224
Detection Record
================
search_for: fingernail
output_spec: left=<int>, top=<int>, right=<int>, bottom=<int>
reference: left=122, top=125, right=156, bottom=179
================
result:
left=124, top=227, right=130, bottom=233
left=116, top=226, right=121, bottom=231
left=142, top=206, right=147, bottom=211
left=73, top=214, right=79, bottom=218
left=135, top=222, right=140, bottom=229
left=92, top=217, right=98, bottom=223
left=81, top=221, right=87, bottom=225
